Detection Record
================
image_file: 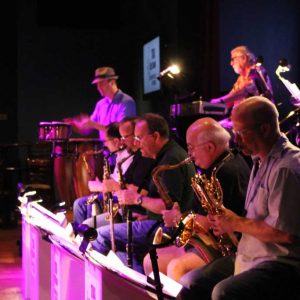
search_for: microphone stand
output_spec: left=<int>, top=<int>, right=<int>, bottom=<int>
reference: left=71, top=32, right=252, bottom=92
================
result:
left=148, top=225, right=183, bottom=300
left=148, top=246, right=164, bottom=300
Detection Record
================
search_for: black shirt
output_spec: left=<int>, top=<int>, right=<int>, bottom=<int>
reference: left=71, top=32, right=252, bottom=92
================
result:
left=123, top=150, right=156, bottom=190
left=122, top=150, right=156, bottom=214
left=194, top=149, right=250, bottom=216
left=147, top=139, right=196, bottom=220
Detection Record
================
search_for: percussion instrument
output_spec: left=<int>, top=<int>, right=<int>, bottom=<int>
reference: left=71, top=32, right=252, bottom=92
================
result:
left=38, top=121, right=72, bottom=141
left=53, top=138, right=104, bottom=209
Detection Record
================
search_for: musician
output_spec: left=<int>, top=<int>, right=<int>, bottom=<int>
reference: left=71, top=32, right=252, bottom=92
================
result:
left=180, top=97, right=300, bottom=300
left=210, top=46, right=273, bottom=128
left=74, top=117, right=155, bottom=227
left=64, top=66, right=136, bottom=141
left=91, top=113, right=196, bottom=274
left=73, top=122, right=132, bottom=227
left=82, top=117, right=156, bottom=226
left=143, top=117, right=250, bottom=282
left=101, top=117, right=155, bottom=196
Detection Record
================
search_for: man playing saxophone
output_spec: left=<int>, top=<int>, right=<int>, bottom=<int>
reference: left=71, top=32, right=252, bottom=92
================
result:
left=180, top=97, right=300, bottom=300
left=91, top=113, right=196, bottom=274
left=73, top=118, right=155, bottom=227
left=143, top=117, right=250, bottom=281
left=73, top=122, right=133, bottom=227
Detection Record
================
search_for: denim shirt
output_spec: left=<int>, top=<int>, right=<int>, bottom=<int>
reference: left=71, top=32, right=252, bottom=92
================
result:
left=235, top=135, right=300, bottom=274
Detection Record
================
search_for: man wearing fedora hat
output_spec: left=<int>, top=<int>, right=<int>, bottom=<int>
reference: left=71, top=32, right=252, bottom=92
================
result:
left=65, top=66, right=136, bottom=141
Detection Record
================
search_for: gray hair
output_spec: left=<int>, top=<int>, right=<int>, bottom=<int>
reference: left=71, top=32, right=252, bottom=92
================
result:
left=199, top=124, right=231, bottom=148
left=231, top=45, right=256, bottom=65
left=188, top=117, right=231, bottom=148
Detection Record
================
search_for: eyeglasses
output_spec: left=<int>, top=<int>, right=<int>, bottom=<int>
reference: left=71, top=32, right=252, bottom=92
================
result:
left=232, top=124, right=262, bottom=137
left=187, top=141, right=209, bottom=152
left=134, top=133, right=154, bottom=143
left=230, top=55, right=243, bottom=62
left=121, top=133, right=134, bottom=141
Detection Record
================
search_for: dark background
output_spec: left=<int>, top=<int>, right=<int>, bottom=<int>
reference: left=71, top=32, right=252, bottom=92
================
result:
left=9, top=0, right=299, bottom=144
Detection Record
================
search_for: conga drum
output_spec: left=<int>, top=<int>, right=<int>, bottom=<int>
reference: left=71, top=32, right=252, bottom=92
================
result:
left=53, top=138, right=104, bottom=210
left=38, top=121, right=72, bottom=141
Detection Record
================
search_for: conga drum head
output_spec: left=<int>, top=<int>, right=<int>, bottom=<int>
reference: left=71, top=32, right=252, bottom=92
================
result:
left=38, top=121, right=71, bottom=141
left=38, top=122, right=53, bottom=141
left=51, top=122, right=72, bottom=141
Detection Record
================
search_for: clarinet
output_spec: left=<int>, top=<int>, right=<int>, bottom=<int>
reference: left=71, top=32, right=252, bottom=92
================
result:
left=103, top=156, right=116, bottom=253
left=117, top=153, right=134, bottom=268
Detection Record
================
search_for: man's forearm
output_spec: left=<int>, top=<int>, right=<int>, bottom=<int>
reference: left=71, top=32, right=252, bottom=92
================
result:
left=233, top=217, right=294, bottom=244
left=139, top=196, right=166, bottom=214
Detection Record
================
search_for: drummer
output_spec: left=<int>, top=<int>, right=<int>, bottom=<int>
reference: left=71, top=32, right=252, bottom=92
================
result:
left=64, top=66, right=136, bottom=141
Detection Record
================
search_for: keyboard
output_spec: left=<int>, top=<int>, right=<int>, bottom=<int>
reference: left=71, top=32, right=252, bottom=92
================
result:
left=170, top=100, right=228, bottom=117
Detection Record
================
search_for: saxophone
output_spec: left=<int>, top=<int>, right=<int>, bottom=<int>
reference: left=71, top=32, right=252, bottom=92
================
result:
left=151, top=157, right=192, bottom=209
left=82, top=149, right=103, bottom=179
left=190, top=151, right=238, bottom=257
left=152, top=151, right=238, bottom=263
left=86, top=155, right=110, bottom=211
left=151, top=158, right=199, bottom=249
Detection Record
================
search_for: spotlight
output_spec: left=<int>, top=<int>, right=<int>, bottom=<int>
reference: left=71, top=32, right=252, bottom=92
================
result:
left=158, top=64, right=180, bottom=79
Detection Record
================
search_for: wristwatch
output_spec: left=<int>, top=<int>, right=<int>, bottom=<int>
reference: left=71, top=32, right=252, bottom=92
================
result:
left=136, top=195, right=144, bottom=206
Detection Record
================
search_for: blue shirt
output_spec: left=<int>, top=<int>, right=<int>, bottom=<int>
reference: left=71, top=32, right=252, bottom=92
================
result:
left=90, top=89, right=136, bottom=141
left=235, top=135, right=300, bottom=274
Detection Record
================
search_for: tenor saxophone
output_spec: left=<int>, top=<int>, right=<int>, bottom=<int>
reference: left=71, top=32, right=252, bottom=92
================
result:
left=86, top=155, right=110, bottom=210
left=151, top=157, right=199, bottom=249
left=191, top=151, right=238, bottom=257
left=151, top=157, right=192, bottom=209
left=151, top=152, right=237, bottom=263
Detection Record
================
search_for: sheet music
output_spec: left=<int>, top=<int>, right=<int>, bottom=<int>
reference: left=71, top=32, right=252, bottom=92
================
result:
left=276, top=65, right=300, bottom=103
left=87, top=250, right=182, bottom=298
left=280, top=77, right=300, bottom=101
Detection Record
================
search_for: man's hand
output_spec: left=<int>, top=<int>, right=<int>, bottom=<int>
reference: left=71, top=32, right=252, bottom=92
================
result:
left=115, top=189, right=139, bottom=206
left=161, top=202, right=182, bottom=227
left=88, top=177, right=103, bottom=192
left=207, top=208, right=239, bottom=236
left=210, top=97, right=223, bottom=104
left=102, top=179, right=120, bottom=193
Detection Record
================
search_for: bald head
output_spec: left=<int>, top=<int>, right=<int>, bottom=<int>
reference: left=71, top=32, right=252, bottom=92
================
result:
left=186, top=117, right=231, bottom=169
left=231, top=96, right=281, bottom=160
left=231, top=96, right=280, bottom=132
left=187, top=117, right=231, bottom=147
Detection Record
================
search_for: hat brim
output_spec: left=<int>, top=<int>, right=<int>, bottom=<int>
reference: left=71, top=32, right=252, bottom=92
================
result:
left=91, top=75, right=119, bottom=84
